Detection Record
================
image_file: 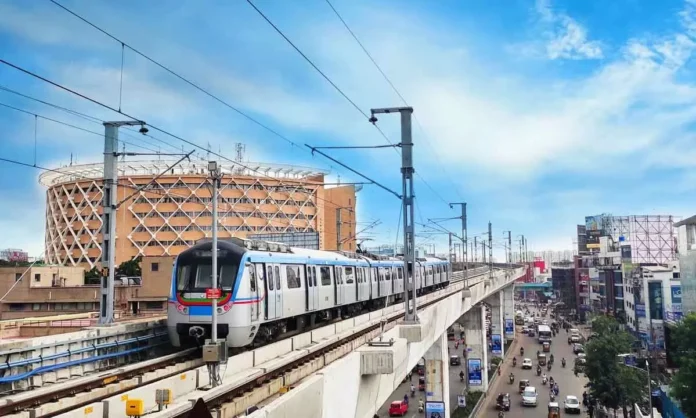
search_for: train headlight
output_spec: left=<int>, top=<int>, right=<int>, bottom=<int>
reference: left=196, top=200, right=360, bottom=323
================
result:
left=176, top=303, right=188, bottom=314
left=222, top=302, right=232, bottom=312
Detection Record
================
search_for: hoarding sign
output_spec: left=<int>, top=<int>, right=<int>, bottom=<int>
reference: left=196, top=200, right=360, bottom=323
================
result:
left=491, top=334, right=502, bottom=355
left=467, top=358, right=482, bottom=386
left=504, top=319, right=514, bottom=338
left=425, top=401, right=445, bottom=418
left=635, top=304, right=646, bottom=318
left=672, top=285, right=682, bottom=304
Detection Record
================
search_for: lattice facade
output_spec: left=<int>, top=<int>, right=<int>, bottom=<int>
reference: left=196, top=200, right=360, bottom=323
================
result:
left=40, top=160, right=355, bottom=268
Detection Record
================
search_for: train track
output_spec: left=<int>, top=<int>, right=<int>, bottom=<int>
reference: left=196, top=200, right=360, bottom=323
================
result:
left=3, top=267, right=497, bottom=418
left=163, top=269, right=501, bottom=417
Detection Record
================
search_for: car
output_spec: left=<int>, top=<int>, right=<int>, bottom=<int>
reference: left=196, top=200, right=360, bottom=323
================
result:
left=527, top=329, right=536, bottom=337
left=577, top=352, right=586, bottom=360
left=564, top=395, right=581, bottom=414
left=542, top=319, right=549, bottom=325
left=569, top=334, right=581, bottom=344
left=449, top=355, right=461, bottom=366
left=496, top=393, right=511, bottom=411
left=521, top=327, right=529, bottom=334
left=388, top=400, right=408, bottom=417
left=522, top=386, right=538, bottom=406
left=573, top=344, right=584, bottom=354
left=522, top=358, right=533, bottom=369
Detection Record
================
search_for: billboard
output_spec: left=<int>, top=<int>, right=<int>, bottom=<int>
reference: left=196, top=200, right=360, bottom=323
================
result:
left=504, top=318, right=514, bottom=338
left=666, top=284, right=683, bottom=322
left=585, top=215, right=608, bottom=231
left=586, top=230, right=602, bottom=249
left=467, top=358, right=482, bottom=386
left=491, top=334, right=502, bottom=355
left=425, top=401, right=445, bottom=418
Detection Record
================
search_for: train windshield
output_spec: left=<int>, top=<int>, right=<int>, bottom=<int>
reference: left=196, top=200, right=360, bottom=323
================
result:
left=177, top=262, right=238, bottom=292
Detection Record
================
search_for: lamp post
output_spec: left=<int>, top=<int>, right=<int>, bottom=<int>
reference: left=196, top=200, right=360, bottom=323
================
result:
left=617, top=354, right=654, bottom=418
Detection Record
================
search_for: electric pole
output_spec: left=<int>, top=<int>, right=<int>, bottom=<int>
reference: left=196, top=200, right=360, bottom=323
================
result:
left=100, top=120, right=148, bottom=325
left=449, top=202, right=467, bottom=275
left=474, top=236, right=478, bottom=262
left=206, top=161, right=224, bottom=387
left=449, top=232, right=453, bottom=265
left=336, top=208, right=342, bottom=251
left=370, top=107, right=417, bottom=323
left=488, top=222, right=492, bottom=278
left=481, top=240, right=486, bottom=263
left=508, top=231, right=512, bottom=264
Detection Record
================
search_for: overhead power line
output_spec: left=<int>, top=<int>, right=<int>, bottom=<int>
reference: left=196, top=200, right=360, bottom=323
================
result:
left=323, top=0, right=465, bottom=201
left=245, top=0, right=450, bottom=205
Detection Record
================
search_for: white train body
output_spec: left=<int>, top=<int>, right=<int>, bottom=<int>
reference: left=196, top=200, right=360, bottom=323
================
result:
left=168, top=238, right=450, bottom=348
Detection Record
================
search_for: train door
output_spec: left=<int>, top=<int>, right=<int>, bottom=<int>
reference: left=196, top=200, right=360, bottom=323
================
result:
left=305, top=265, right=317, bottom=311
left=334, top=266, right=345, bottom=305
left=250, top=264, right=263, bottom=322
left=265, top=264, right=282, bottom=320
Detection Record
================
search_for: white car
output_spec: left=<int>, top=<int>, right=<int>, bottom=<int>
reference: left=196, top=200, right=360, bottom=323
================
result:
left=522, top=386, right=538, bottom=406
left=564, top=395, right=581, bottom=413
left=522, top=358, right=533, bottom=369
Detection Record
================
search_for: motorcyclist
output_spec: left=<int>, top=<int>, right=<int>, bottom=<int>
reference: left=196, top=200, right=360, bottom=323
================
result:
left=537, top=350, right=540, bottom=357
left=459, top=370, right=464, bottom=382
left=550, top=354, right=554, bottom=364
left=509, top=372, right=514, bottom=383
left=520, top=347, right=524, bottom=356
left=550, top=390, right=556, bottom=401
left=410, top=383, right=415, bottom=397
left=561, top=358, right=566, bottom=367
left=418, top=398, right=425, bottom=412
left=537, top=365, right=542, bottom=375
left=542, top=373, right=547, bottom=384
left=498, top=411, right=505, bottom=418
left=513, top=356, right=517, bottom=367
left=404, top=394, right=409, bottom=405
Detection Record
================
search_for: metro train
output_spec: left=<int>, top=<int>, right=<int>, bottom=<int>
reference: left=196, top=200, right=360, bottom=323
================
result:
left=168, top=237, right=451, bottom=348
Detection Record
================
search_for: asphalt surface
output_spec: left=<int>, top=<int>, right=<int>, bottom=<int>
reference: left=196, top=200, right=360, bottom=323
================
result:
left=480, top=311, right=589, bottom=418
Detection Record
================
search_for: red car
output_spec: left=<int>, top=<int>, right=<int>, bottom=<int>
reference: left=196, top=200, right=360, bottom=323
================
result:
left=388, top=400, right=408, bottom=417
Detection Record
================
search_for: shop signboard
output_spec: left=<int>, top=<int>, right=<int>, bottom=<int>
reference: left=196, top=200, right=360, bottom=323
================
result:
left=635, top=304, right=646, bottom=318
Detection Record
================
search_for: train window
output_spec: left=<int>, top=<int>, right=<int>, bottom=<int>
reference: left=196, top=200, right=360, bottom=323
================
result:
left=336, top=268, right=343, bottom=285
left=397, top=268, right=403, bottom=280
left=391, top=268, right=397, bottom=281
left=274, top=266, right=281, bottom=289
left=286, top=266, right=301, bottom=289
left=268, top=266, right=274, bottom=290
left=357, top=268, right=362, bottom=283
left=313, top=267, right=317, bottom=287
left=385, top=268, right=391, bottom=280
left=345, top=267, right=354, bottom=284
left=195, top=264, right=213, bottom=289
left=249, top=265, right=256, bottom=292
left=176, top=265, right=192, bottom=291
left=320, top=267, right=331, bottom=286
left=220, top=264, right=238, bottom=290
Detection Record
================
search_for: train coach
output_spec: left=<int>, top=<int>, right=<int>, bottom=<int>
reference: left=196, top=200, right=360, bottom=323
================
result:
left=168, top=237, right=450, bottom=348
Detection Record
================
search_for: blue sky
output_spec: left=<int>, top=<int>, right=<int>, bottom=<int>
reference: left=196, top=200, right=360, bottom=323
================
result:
left=1, top=0, right=696, bottom=259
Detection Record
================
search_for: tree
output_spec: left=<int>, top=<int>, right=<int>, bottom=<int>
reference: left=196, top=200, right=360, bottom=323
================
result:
left=116, top=256, right=142, bottom=277
left=670, top=312, right=696, bottom=418
left=584, top=316, right=645, bottom=417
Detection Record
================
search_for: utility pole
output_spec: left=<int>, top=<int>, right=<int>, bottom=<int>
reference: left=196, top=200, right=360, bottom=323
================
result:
left=474, top=236, right=478, bottom=262
left=488, top=222, right=492, bottom=276
left=481, top=240, right=486, bottom=263
left=370, top=106, right=417, bottom=323
left=100, top=120, right=148, bottom=325
left=508, top=231, right=512, bottom=264
left=449, top=202, right=467, bottom=275
left=524, top=237, right=528, bottom=264
left=336, top=208, right=342, bottom=251
left=206, top=161, right=224, bottom=387
left=449, top=232, right=453, bottom=265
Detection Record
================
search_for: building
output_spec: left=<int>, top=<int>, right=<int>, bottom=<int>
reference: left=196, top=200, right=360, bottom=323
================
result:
left=675, top=215, right=696, bottom=315
left=551, top=264, right=577, bottom=316
left=0, top=257, right=171, bottom=319
left=40, top=160, right=356, bottom=268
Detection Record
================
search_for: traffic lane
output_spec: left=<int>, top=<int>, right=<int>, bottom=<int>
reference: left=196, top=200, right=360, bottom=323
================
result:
left=372, top=337, right=490, bottom=417
left=480, top=316, right=588, bottom=417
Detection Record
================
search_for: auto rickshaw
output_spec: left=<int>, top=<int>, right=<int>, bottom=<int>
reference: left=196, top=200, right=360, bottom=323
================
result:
left=538, top=353, right=547, bottom=366
left=418, top=376, right=426, bottom=391
left=542, top=342, right=551, bottom=352
left=548, top=402, right=560, bottom=418
left=518, top=379, right=530, bottom=394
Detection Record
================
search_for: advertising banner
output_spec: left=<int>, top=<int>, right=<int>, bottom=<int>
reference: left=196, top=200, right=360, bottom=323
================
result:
left=425, top=401, right=445, bottom=418
left=586, top=230, right=602, bottom=249
left=636, top=304, right=646, bottom=318
left=491, top=334, right=502, bottom=355
left=666, top=284, right=683, bottom=322
left=467, top=358, right=482, bottom=386
left=504, top=319, right=514, bottom=338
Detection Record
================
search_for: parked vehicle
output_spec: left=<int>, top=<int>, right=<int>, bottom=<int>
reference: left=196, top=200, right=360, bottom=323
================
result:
left=388, top=400, right=409, bottom=417
left=449, top=355, right=461, bottom=366
left=564, top=396, right=581, bottom=414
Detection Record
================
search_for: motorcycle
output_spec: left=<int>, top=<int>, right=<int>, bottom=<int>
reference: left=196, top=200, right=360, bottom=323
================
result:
left=561, top=359, right=566, bottom=368
left=537, top=367, right=542, bottom=376
left=509, top=374, right=515, bottom=384
left=459, top=372, right=464, bottom=382
left=512, top=357, right=517, bottom=367
left=547, top=362, right=552, bottom=371
left=542, top=376, right=548, bottom=385
left=520, top=347, right=524, bottom=356
left=550, top=392, right=556, bottom=402
left=418, top=401, right=424, bottom=413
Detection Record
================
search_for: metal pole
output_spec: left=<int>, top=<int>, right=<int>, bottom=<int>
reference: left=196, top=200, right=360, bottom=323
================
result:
left=211, top=166, right=219, bottom=344
left=449, top=232, right=453, bottom=266
left=336, top=208, right=342, bottom=251
left=488, top=222, right=492, bottom=278
left=481, top=241, right=486, bottom=263
left=646, top=359, right=654, bottom=418
left=399, top=108, right=417, bottom=322
left=463, top=203, right=467, bottom=277
left=100, top=123, right=118, bottom=325
left=474, top=237, right=478, bottom=262
left=508, top=231, right=512, bottom=264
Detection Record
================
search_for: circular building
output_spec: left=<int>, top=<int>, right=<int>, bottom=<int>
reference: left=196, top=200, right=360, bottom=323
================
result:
left=40, top=160, right=356, bottom=268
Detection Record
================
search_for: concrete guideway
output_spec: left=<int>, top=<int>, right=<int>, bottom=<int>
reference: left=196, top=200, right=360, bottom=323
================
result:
left=236, top=267, right=524, bottom=418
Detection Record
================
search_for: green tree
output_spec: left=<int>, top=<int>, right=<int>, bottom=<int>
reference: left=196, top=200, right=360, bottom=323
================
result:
left=585, top=316, right=644, bottom=417
left=116, top=256, right=142, bottom=277
left=670, top=312, right=696, bottom=418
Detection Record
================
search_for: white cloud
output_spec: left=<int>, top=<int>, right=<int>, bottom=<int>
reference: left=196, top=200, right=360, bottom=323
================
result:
left=535, top=0, right=603, bottom=60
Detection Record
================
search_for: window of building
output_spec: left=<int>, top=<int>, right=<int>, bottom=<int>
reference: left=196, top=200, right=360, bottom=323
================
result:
left=34, top=273, right=41, bottom=282
left=15, top=273, right=21, bottom=282
left=286, top=266, right=301, bottom=289
left=151, top=263, right=159, bottom=272
left=32, top=303, right=41, bottom=311
left=144, top=301, right=163, bottom=310
left=320, top=267, right=331, bottom=286
left=9, top=304, right=25, bottom=311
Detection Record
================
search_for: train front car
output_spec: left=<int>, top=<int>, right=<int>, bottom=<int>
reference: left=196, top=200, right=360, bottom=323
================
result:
left=168, top=239, right=252, bottom=348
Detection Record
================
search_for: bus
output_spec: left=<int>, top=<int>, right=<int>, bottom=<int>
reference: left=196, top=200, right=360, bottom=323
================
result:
left=515, top=310, right=524, bottom=325
left=537, top=324, right=553, bottom=343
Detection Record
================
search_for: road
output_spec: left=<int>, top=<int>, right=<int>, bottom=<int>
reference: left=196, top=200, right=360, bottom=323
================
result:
left=374, top=330, right=491, bottom=417
left=480, top=312, right=589, bottom=418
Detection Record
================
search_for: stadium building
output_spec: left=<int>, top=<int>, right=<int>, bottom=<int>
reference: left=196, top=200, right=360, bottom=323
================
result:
left=41, top=160, right=356, bottom=268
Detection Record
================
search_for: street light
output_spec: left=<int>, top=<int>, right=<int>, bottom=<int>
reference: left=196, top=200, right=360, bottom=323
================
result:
left=617, top=354, right=655, bottom=418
